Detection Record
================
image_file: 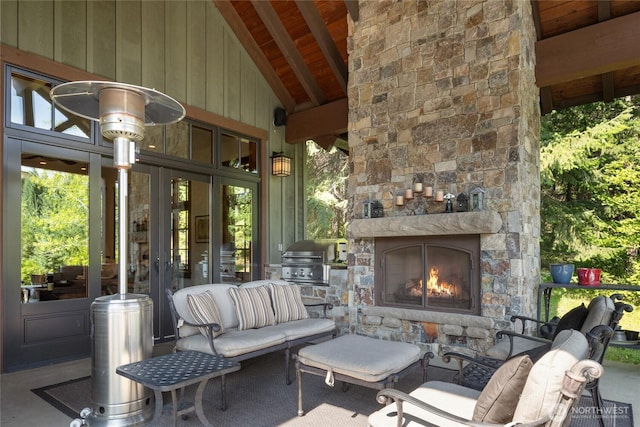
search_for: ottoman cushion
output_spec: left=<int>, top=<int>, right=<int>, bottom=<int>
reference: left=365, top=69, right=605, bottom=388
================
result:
left=297, top=334, right=421, bottom=383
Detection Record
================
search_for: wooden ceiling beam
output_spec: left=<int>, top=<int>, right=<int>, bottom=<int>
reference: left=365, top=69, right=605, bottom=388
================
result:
left=251, top=0, right=326, bottom=107
left=597, top=1, right=614, bottom=103
left=296, top=0, right=348, bottom=93
left=213, top=1, right=296, bottom=112
left=536, top=11, right=640, bottom=87
left=344, top=0, right=359, bottom=21
left=285, top=98, right=348, bottom=144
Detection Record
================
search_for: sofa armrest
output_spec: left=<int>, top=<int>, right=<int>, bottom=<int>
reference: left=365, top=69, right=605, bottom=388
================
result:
left=304, top=302, right=333, bottom=318
left=179, top=318, right=222, bottom=355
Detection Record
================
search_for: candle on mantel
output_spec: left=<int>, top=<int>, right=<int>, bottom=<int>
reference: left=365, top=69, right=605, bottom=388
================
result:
left=435, top=190, right=444, bottom=202
left=425, top=186, right=433, bottom=197
left=404, top=188, right=413, bottom=199
left=395, top=195, right=404, bottom=206
left=414, top=182, right=423, bottom=193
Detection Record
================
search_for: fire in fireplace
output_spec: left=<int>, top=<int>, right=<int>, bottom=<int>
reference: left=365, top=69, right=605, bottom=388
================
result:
left=375, top=235, right=480, bottom=315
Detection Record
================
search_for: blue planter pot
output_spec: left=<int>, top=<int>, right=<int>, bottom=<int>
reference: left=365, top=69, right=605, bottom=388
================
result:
left=550, top=263, right=574, bottom=284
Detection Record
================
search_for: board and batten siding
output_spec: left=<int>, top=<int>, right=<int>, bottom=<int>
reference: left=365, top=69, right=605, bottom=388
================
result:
left=1, top=0, right=301, bottom=267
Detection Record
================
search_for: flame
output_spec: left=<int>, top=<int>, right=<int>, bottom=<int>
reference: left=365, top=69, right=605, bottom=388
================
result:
left=404, top=265, right=458, bottom=298
left=426, top=266, right=456, bottom=297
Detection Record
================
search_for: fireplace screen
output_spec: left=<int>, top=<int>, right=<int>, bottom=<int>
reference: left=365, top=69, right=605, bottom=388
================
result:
left=375, top=235, right=480, bottom=315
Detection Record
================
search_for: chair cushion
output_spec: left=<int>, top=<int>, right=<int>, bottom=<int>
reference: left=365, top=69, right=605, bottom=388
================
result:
left=512, top=329, right=589, bottom=423
left=580, top=296, right=614, bottom=334
left=485, top=335, right=545, bottom=360
left=552, top=303, right=589, bottom=338
left=172, top=284, right=240, bottom=337
left=472, top=354, right=533, bottom=423
left=269, top=282, right=309, bottom=323
left=368, top=381, right=480, bottom=427
left=228, top=285, right=276, bottom=330
left=186, top=290, right=224, bottom=338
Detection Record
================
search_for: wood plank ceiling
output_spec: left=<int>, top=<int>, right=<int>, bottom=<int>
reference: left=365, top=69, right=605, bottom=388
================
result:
left=213, top=1, right=640, bottom=149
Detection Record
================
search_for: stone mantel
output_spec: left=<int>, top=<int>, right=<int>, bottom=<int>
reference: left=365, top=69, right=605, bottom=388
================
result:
left=348, top=211, right=502, bottom=238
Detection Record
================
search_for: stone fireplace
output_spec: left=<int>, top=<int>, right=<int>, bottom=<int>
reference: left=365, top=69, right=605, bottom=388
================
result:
left=375, top=234, right=480, bottom=315
left=344, top=0, right=541, bottom=355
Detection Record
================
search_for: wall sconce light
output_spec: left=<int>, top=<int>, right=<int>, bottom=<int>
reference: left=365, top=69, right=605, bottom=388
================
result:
left=271, top=152, right=291, bottom=177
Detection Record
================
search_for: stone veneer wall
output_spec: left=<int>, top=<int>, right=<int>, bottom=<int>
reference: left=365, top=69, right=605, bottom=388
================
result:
left=345, top=0, right=541, bottom=355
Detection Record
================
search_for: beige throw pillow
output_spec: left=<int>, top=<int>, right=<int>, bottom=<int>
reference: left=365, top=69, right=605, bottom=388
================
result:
left=228, top=285, right=276, bottom=330
left=269, top=283, right=309, bottom=323
left=186, top=290, right=224, bottom=338
left=472, top=354, right=533, bottom=423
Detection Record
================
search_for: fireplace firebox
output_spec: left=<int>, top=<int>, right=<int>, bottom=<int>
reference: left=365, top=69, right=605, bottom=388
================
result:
left=375, top=235, right=480, bottom=315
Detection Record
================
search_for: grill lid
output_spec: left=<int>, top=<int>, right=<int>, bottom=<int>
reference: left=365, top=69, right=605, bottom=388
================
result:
left=282, top=239, right=338, bottom=263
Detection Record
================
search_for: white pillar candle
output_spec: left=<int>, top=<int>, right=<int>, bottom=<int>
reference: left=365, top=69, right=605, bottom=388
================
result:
left=395, top=195, right=404, bottom=206
left=414, top=182, right=423, bottom=193
left=404, top=188, right=413, bottom=199
left=435, top=190, right=444, bottom=202
left=425, top=186, right=433, bottom=197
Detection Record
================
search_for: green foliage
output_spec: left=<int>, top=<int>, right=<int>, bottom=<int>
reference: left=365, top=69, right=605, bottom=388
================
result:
left=21, top=168, right=89, bottom=283
left=541, top=96, right=640, bottom=285
left=305, top=142, right=348, bottom=239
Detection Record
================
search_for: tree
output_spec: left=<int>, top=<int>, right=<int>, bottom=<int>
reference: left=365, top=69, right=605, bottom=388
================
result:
left=540, top=96, right=640, bottom=283
left=305, top=142, right=348, bottom=239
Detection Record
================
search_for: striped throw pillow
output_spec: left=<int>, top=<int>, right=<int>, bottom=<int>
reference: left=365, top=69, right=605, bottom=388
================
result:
left=269, top=283, right=309, bottom=323
left=186, top=290, right=224, bottom=338
left=228, top=286, right=276, bottom=330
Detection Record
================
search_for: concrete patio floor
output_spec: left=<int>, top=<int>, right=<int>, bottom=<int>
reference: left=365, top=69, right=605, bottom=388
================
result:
left=1, top=344, right=638, bottom=427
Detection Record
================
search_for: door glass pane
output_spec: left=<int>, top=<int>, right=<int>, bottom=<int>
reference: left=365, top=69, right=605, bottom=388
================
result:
left=21, top=153, right=89, bottom=302
left=127, top=171, right=151, bottom=294
left=222, top=185, right=252, bottom=283
left=171, top=177, right=211, bottom=288
left=101, top=168, right=151, bottom=295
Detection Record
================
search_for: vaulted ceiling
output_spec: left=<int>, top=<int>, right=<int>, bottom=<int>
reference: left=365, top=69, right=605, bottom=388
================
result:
left=213, top=1, right=640, bottom=149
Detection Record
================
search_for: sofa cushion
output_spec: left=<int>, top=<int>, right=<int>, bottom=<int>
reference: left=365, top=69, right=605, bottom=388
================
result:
left=228, top=285, right=276, bottom=330
left=186, top=290, right=224, bottom=338
left=211, top=326, right=287, bottom=358
left=512, top=329, right=589, bottom=423
left=553, top=303, right=589, bottom=339
left=270, top=318, right=335, bottom=341
left=472, top=354, right=533, bottom=423
left=269, top=282, right=309, bottom=323
left=580, top=296, right=614, bottom=335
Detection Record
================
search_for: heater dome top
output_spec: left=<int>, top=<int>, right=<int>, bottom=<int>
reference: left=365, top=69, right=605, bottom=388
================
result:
left=50, top=80, right=185, bottom=126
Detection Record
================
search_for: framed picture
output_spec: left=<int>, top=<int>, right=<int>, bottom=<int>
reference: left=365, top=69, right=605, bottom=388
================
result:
left=195, top=215, right=209, bottom=243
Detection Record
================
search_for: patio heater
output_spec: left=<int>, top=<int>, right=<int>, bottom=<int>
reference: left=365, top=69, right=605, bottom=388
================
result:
left=50, top=81, right=185, bottom=426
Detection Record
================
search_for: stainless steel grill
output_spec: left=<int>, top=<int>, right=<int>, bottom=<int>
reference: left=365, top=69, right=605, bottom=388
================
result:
left=281, top=239, right=341, bottom=285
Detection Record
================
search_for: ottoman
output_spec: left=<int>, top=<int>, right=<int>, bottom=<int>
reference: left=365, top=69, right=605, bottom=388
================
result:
left=294, top=334, right=431, bottom=416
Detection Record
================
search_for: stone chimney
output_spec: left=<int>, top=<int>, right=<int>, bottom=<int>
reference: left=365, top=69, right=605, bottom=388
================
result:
left=346, top=0, right=540, bottom=352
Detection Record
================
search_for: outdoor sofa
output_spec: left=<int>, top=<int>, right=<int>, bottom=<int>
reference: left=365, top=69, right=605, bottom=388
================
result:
left=166, top=279, right=336, bottom=384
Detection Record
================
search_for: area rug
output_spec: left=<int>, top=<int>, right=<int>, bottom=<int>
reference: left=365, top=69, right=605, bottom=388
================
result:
left=32, top=353, right=633, bottom=427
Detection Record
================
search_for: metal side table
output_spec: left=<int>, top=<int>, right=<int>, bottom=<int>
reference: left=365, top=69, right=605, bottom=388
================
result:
left=117, top=351, right=240, bottom=427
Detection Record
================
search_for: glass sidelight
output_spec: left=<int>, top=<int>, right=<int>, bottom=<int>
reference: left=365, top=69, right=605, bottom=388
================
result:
left=170, top=176, right=211, bottom=289
left=20, top=153, right=89, bottom=302
left=221, top=184, right=254, bottom=283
